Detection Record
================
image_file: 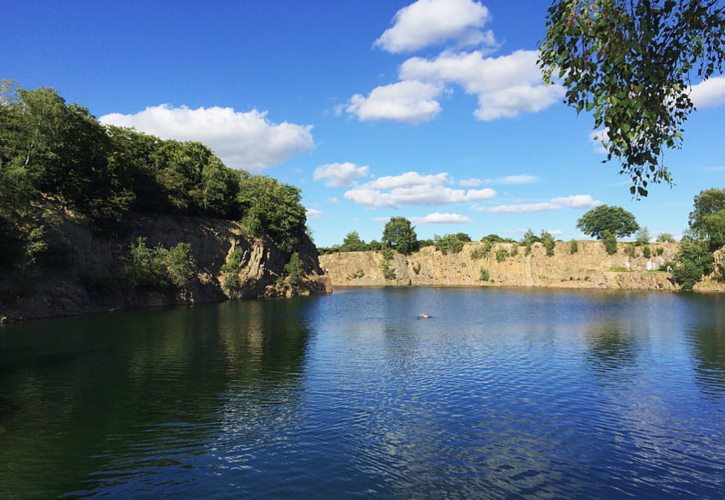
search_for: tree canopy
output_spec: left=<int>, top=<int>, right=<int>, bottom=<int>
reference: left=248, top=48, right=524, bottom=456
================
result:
left=540, top=0, right=725, bottom=197
left=688, top=188, right=725, bottom=250
left=0, top=84, right=309, bottom=272
left=382, top=217, right=418, bottom=255
left=340, top=231, right=368, bottom=252
left=576, top=205, right=639, bottom=239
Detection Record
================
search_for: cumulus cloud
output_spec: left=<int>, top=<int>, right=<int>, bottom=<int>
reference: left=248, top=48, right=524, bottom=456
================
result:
left=313, top=162, right=369, bottom=187
left=346, top=80, right=443, bottom=123
left=458, top=178, right=482, bottom=186
left=691, top=75, right=725, bottom=109
left=475, top=194, right=601, bottom=213
left=365, top=171, right=448, bottom=189
left=100, top=104, right=314, bottom=171
left=411, top=212, right=472, bottom=224
left=375, top=0, right=494, bottom=54
left=344, top=171, right=495, bottom=209
left=400, top=49, right=565, bottom=120
left=305, top=208, right=323, bottom=219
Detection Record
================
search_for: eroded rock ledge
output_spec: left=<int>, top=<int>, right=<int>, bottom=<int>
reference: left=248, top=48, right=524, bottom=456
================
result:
left=0, top=213, right=331, bottom=322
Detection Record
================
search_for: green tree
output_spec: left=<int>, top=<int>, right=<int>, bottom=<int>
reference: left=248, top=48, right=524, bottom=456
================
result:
left=541, top=230, right=556, bottom=256
left=672, top=240, right=715, bottom=290
left=382, top=217, right=418, bottom=255
left=603, top=230, right=618, bottom=255
left=8, top=87, right=134, bottom=226
left=657, top=232, right=675, bottom=243
left=540, top=0, right=725, bottom=196
left=688, top=188, right=725, bottom=249
left=341, top=231, right=368, bottom=252
left=284, top=252, right=305, bottom=286
left=433, top=234, right=465, bottom=255
left=636, top=227, right=651, bottom=245
left=577, top=205, right=639, bottom=239
left=237, top=173, right=307, bottom=253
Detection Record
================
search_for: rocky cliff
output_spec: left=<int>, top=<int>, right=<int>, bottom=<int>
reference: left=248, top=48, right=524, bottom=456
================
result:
left=0, top=212, right=331, bottom=321
left=320, top=241, right=724, bottom=292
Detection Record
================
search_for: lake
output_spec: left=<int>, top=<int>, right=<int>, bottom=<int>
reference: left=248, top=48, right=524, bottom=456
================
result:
left=1, top=288, right=723, bottom=498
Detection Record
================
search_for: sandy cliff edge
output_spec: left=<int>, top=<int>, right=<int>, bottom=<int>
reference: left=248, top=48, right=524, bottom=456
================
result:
left=320, top=241, right=724, bottom=293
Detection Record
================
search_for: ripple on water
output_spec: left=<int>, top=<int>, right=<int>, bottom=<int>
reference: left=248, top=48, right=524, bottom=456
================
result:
left=0, top=288, right=723, bottom=498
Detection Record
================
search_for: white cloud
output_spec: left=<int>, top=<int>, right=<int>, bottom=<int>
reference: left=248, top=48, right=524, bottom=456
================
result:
left=411, top=212, right=472, bottom=224
left=313, top=162, right=369, bottom=187
left=375, top=0, right=494, bottom=54
left=400, top=49, right=564, bottom=120
left=548, top=229, right=563, bottom=236
left=306, top=208, right=323, bottom=219
left=691, top=75, right=725, bottom=109
left=346, top=80, right=443, bottom=123
left=458, top=178, right=482, bottom=186
left=344, top=171, right=495, bottom=209
left=475, top=194, right=601, bottom=213
left=100, top=105, right=314, bottom=171
left=365, top=171, right=448, bottom=189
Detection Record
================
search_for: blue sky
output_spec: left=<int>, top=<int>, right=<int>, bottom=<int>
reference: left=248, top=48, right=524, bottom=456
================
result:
left=4, top=0, right=724, bottom=246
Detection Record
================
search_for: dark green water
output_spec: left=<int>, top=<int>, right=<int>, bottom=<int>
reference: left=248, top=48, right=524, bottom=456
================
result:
left=0, top=288, right=723, bottom=498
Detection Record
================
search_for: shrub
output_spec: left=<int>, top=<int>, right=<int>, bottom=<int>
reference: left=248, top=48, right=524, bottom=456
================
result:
left=220, top=248, right=244, bottom=296
left=381, top=261, right=396, bottom=280
left=412, top=262, right=421, bottom=275
left=635, top=227, right=651, bottom=245
left=656, top=232, right=675, bottom=243
left=570, top=240, right=578, bottom=254
left=164, top=243, right=195, bottom=288
left=434, top=234, right=466, bottom=255
left=126, top=237, right=196, bottom=289
left=510, top=245, right=518, bottom=256
left=624, top=244, right=636, bottom=257
left=656, top=247, right=664, bottom=256
left=284, top=252, right=305, bottom=286
left=672, top=241, right=714, bottom=290
left=479, top=267, right=490, bottom=282
left=541, top=230, right=555, bottom=256
left=642, top=246, right=652, bottom=259
left=602, top=230, right=617, bottom=255
left=470, top=247, right=486, bottom=260
left=495, top=248, right=508, bottom=262
left=673, top=262, right=707, bottom=290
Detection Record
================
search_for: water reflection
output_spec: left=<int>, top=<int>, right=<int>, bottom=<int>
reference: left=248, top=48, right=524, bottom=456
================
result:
left=688, top=325, right=725, bottom=395
left=1, top=289, right=724, bottom=498
left=584, top=324, right=639, bottom=372
left=0, top=299, right=313, bottom=497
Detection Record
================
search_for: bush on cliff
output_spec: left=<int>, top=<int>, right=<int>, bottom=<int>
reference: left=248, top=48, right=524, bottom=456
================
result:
left=434, top=234, right=466, bottom=255
left=125, top=237, right=196, bottom=289
left=671, top=240, right=714, bottom=291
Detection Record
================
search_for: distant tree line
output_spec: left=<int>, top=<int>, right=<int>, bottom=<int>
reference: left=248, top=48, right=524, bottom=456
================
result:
left=0, top=84, right=308, bottom=280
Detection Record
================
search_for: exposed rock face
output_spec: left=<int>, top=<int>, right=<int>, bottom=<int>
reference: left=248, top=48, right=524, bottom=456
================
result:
left=320, top=241, right=724, bottom=292
left=0, top=213, right=331, bottom=321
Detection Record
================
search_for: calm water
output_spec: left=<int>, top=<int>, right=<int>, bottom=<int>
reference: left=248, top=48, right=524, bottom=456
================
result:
left=1, top=288, right=724, bottom=498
